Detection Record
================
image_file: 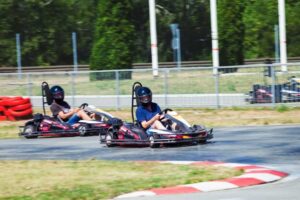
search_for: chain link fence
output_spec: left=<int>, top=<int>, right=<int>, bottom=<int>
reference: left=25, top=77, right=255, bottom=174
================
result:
left=1, top=63, right=300, bottom=109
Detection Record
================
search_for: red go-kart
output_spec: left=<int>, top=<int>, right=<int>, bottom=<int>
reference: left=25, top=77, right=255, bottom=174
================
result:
left=99, top=82, right=213, bottom=148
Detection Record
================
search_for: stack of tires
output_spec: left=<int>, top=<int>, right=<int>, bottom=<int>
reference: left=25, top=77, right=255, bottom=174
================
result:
left=0, top=97, right=33, bottom=121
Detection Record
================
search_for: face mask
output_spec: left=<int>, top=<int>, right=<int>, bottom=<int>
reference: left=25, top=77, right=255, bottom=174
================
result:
left=55, top=99, right=63, bottom=104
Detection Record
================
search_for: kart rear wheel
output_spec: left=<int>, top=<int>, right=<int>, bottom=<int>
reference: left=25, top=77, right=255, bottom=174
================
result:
left=149, top=135, right=159, bottom=148
left=78, top=124, right=88, bottom=136
left=23, top=125, right=37, bottom=139
left=105, top=131, right=115, bottom=147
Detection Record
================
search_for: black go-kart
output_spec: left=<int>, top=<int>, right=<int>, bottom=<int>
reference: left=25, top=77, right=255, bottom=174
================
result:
left=246, top=77, right=300, bottom=104
left=99, top=82, right=213, bottom=148
left=281, top=77, right=300, bottom=102
left=19, top=82, right=117, bottom=139
left=245, top=84, right=275, bottom=104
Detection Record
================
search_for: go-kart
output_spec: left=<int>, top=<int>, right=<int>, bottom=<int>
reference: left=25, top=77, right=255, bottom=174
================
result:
left=246, top=77, right=300, bottom=104
left=281, top=77, right=300, bottom=102
left=100, top=82, right=213, bottom=148
left=245, top=84, right=282, bottom=104
left=19, top=82, right=115, bottom=139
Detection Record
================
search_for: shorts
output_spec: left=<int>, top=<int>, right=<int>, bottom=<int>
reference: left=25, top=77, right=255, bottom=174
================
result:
left=146, top=128, right=154, bottom=136
left=67, top=114, right=81, bottom=125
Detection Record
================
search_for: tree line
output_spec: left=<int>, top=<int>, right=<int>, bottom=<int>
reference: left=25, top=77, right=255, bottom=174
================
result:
left=0, top=0, right=299, bottom=71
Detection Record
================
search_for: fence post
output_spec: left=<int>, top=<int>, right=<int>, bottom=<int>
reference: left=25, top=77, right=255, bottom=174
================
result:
left=26, top=73, right=32, bottom=96
left=214, top=73, right=220, bottom=108
left=163, top=69, right=169, bottom=108
left=115, top=70, right=120, bottom=110
left=271, top=64, right=276, bottom=108
left=71, top=72, right=76, bottom=107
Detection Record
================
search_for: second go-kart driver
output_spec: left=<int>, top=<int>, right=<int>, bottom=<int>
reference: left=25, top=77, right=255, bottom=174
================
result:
left=135, top=87, right=167, bottom=135
left=50, top=85, right=94, bottom=125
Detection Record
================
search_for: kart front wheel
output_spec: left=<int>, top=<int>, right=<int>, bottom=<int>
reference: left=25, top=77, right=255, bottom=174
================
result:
left=23, top=125, right=37, bottom=139
left=149, top=136, right=159, bottom=148
left=78, top=124, right=88, bottom=136
left=105, top=131, right=115, bottom=147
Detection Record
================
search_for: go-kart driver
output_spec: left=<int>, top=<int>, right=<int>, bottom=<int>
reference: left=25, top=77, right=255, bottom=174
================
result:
left=50, top=85, right=93, bottom=125
left=136, top=86, right=167, bottom=135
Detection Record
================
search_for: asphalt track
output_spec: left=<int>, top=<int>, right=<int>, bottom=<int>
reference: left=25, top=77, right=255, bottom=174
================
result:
left=0, top=125, right=299, bottom=199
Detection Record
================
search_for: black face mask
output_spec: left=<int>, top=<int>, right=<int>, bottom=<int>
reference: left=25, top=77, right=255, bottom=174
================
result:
left=141, top=102, right=151, bottom=107
left=55, top=99, right=63, bottom=104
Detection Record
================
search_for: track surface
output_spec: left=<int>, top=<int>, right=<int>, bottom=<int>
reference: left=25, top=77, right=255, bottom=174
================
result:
left=0, top=125, right=299, bottom=200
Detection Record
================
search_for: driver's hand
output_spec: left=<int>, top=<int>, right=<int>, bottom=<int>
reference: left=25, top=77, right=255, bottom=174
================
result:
left=154, top=113, right=161, bottom=120
left=71, top=108, right=80, bottom=113
left=154, top=113, right=164, bottom=120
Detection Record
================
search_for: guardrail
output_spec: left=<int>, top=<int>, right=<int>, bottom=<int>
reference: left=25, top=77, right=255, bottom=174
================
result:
left=1, top=57, right=300, bottom=73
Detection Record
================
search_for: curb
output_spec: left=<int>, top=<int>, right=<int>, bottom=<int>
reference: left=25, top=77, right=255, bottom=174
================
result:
left=116, top=161, right=288, bottom=199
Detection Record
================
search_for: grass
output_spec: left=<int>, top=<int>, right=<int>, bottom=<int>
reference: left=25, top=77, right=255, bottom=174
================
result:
left=0, top=160, right=242, bottom=200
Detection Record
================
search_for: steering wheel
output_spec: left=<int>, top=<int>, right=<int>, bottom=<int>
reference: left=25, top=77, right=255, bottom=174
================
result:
left=79, top=103, right=88, bottom=109
left=158, top=108, right=173, bottom=121
left=159, top=108, right=173, bottom=115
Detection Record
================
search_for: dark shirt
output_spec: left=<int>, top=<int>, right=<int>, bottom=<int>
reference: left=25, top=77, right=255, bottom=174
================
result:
left=136, top=102, right=161, bottom=129
left=50, top=101, right=71, bottom=118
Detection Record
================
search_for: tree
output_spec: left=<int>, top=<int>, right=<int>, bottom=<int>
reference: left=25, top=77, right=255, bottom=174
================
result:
left=286, top=0, right=300, bottom=57
left=243, top=1, right=277, bottom=59
left=218, top=0, right=245, bottom=72
left=90, top=0, right=135, bottom=76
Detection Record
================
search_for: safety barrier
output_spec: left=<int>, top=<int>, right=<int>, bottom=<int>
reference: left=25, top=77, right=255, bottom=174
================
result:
left=0, top=97, right=33, bottom=121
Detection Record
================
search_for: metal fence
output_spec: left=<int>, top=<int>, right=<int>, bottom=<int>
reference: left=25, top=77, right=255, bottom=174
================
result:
left=1, top=62, right=300, bottom=109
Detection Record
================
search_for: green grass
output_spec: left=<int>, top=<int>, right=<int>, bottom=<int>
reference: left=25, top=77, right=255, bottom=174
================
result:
left=0, top=160, right=242, bottom=200
left=276, top=104, right=290, bottom=112
left=0, top=124, right=21, bottom=139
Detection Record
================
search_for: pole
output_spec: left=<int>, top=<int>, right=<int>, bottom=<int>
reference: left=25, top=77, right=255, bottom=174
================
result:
left=176, top=28, right=181, bottom=69
left=16, top=33, right=22, bottom=79
left=115, top=70, right=120, bottom=110
left=210, top=0, right=219, bottom=75
left=149, top=0, right=159, bottom=77
left=170, top=24, right=181, bottom=70
left=72, top=32, right=78, bottom=72
left=274, top=25, right=280, bottom=63
left=278, top=0, right=287, bottom=71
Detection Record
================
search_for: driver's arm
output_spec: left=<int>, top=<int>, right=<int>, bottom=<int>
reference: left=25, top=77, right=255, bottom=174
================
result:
left=141, top=113, right=161, bottom=129
left=58, top=108, right=79, bottom=120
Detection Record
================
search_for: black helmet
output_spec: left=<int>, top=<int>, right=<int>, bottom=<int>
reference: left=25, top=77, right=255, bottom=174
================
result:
left=137, top=87, right=152, bottom=104
left=50, top=85, right=64, bottom=101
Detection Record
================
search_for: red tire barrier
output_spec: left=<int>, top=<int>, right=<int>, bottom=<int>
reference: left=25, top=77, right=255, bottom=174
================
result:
left=7, top=108, right=33, bottom=118
left=0, top=116, right=6, bottom=121
left=0, top=96, right=33, bottom=121
left=0, top=106, right=6, bottom=121
left=10, top=103, right=32, bottom=111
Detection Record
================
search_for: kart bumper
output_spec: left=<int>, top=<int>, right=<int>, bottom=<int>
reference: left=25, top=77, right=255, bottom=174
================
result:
left=106, top=128, right=214, bottom=145
left=19, top=126, right=80, bottom=138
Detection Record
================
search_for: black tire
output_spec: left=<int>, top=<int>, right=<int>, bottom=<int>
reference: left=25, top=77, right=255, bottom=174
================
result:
left=198, top=139, right=207, bottom=144
left=78, top=124, right=88, bottom=137
left=23, top=125, right=37, bottom=139
left=99, top=132, right=106, bottom=144
left=105, top=131, right=115, bottom=147
left=149, top=135, right=159, bottom=148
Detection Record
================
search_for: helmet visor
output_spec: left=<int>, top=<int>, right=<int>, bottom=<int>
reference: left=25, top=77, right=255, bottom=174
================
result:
left=140, top=95, right=152, bottom=104
left=53, top=91, right=64, bottom=100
